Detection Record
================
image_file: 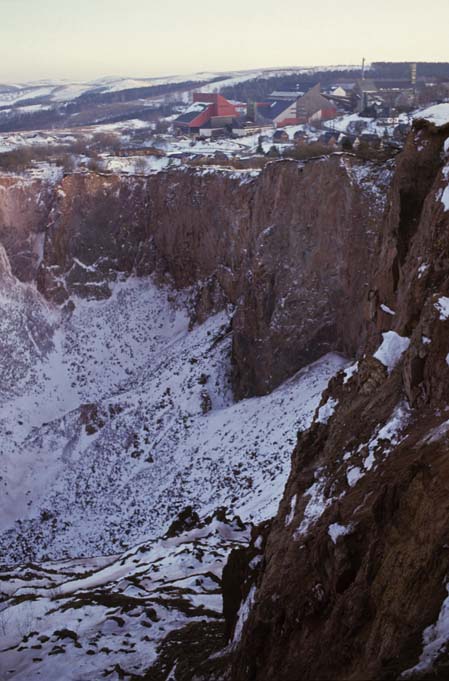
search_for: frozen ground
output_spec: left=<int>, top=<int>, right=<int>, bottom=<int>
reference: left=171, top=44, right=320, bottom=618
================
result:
left=328, top=111, right=411, bottom=137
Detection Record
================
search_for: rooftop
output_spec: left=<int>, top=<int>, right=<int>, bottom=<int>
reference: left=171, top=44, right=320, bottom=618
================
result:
left=260, top=99, right=296, bottom=120
left=174, top=101, right=210, bottom=124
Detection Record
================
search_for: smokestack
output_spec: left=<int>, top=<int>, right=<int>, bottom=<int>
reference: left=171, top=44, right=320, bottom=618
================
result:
left=362, top=57, right=366, bottom=80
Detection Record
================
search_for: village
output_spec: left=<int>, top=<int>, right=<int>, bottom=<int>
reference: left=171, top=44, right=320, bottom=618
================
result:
left=98, top=61, right=449, bottom=175
left=1, top=62, right=449, bottom=178
left=164, top=61, right=448, bottom=160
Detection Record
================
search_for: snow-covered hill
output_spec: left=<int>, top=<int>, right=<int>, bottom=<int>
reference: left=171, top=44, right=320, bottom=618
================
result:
left=0, top=66, right=360, bottom=108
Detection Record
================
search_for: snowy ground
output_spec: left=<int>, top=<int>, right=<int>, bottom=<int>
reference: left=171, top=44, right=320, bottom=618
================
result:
left=0, top=253, right=347, bottom=678
left=0, top=120, right=154, bottom=154
left=327, top=111, right=411, bottom=138
left=0, top=272, right=347, bottom=563
left=1, top=102, right=443, bottom=166
left=0, top=513, right=249, bottom=680
left=0, top=121, right=288, bottom=162
left=415, top=103, right=449, bottom=127
left=327, top=103, right=449, bottom=140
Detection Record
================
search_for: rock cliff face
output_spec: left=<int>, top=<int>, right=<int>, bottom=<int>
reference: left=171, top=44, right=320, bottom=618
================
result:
left=0, top=156, right=388, bottom=399
left=227, top=121, right=449, bottom=680
left=0, top=175, right=54, bottom=281
left=230, top=157, right=388, bottom=397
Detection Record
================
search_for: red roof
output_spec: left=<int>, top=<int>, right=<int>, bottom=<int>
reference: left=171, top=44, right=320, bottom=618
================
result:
left=175, top=93, right=238, bottom=129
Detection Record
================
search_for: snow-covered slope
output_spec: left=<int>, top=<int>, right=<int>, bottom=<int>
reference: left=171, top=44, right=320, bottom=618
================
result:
left=0, top=248, right=347, bottom=678
left=416, top=103, right=449, bottom=127
left=0, top=511, right=249, bottom=680
left=0, top=271, right=346, bottom=564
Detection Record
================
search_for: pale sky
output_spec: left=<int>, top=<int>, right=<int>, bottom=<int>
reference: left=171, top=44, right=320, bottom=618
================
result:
left=1, top=0, right=448, bottom=83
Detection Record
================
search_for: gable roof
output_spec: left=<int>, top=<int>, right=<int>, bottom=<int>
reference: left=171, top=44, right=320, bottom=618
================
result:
left=174, top=102, right=209, bottom=124
left=258, top=99, right=296, bottom=121
left=296, top=84, right=335, bottom=115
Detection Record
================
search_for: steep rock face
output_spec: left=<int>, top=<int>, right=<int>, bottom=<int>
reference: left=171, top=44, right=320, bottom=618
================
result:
left=231, top=157, right=389, bottom=397
left=0, top=174, right=54, bottom=281
left=366, top=120, right=449, bottom=349
left=13, top=158, right=387, bottom=397
left=35, top=170, right=253, bottom=306
left=36, top=172, right=152, bottom=302
left=229, top=121, right=449, bottom=680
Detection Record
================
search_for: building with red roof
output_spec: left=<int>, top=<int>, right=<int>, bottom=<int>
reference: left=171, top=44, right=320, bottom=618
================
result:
left=174, top=93, right=240, bottom=134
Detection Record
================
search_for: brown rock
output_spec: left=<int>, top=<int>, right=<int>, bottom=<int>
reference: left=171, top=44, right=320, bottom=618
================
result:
left=229, top=120, right=449, bottom=681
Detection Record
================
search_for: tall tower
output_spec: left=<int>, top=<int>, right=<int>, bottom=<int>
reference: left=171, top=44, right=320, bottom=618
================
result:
left=410, top=62, right=417, bottom=86
left=362, top=57, right=366, bottom=80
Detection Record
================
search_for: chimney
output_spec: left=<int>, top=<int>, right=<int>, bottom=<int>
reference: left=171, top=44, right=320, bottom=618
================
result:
left=362, top=57, right=366, bottom=80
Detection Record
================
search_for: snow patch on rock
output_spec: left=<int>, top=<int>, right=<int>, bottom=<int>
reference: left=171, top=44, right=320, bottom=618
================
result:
left=401, top=583, right=449, bottom=678
left=232, top=585, right=257, bottom=646
left=345, top=402, right=411, bottom=487
left=328, top=522, right=353, bottom=544
left=346, top=466, right=363, bottom=487
left=285, top=494, right=297, bottom=527
left=316, top=397, right=338, bottom=424
left=343, top=361, right=359, bottom=384
left=435, top=296, right=449, bottom=320
left=374, top=331, right=410, bottom=373
left=294, top=468, right=333, bottom=539
left=380, top=303, right=395, bottom=316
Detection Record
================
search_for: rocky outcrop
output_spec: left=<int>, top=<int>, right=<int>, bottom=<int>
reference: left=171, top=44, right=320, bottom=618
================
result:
left=227, top=121, right=449, bottom=680
left=0, top=155, right=388, bottom=398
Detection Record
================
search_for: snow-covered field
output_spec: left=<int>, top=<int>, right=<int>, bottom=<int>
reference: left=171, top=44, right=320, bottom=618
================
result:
left=328, top=102, right=449, bottom=140
left=327, top=111, right=410, bottom=138
left=0, top=97, right=447, bottom=170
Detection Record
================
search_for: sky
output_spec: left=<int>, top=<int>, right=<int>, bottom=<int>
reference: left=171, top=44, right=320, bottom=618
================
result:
left=1, top=0, right=449, bottom=83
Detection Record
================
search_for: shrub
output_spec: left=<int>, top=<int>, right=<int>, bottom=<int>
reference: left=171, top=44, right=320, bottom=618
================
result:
left=0, top=147, right=34, bottom=170
left=90, top=132, right=122, bottom=153
left=57, top=153, right=76, bottom=173
left=354, top=142, right=397, bottom=162
left=282, top=142, right=333, bottom=160
left=266, top=145, right=280, bottom=158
